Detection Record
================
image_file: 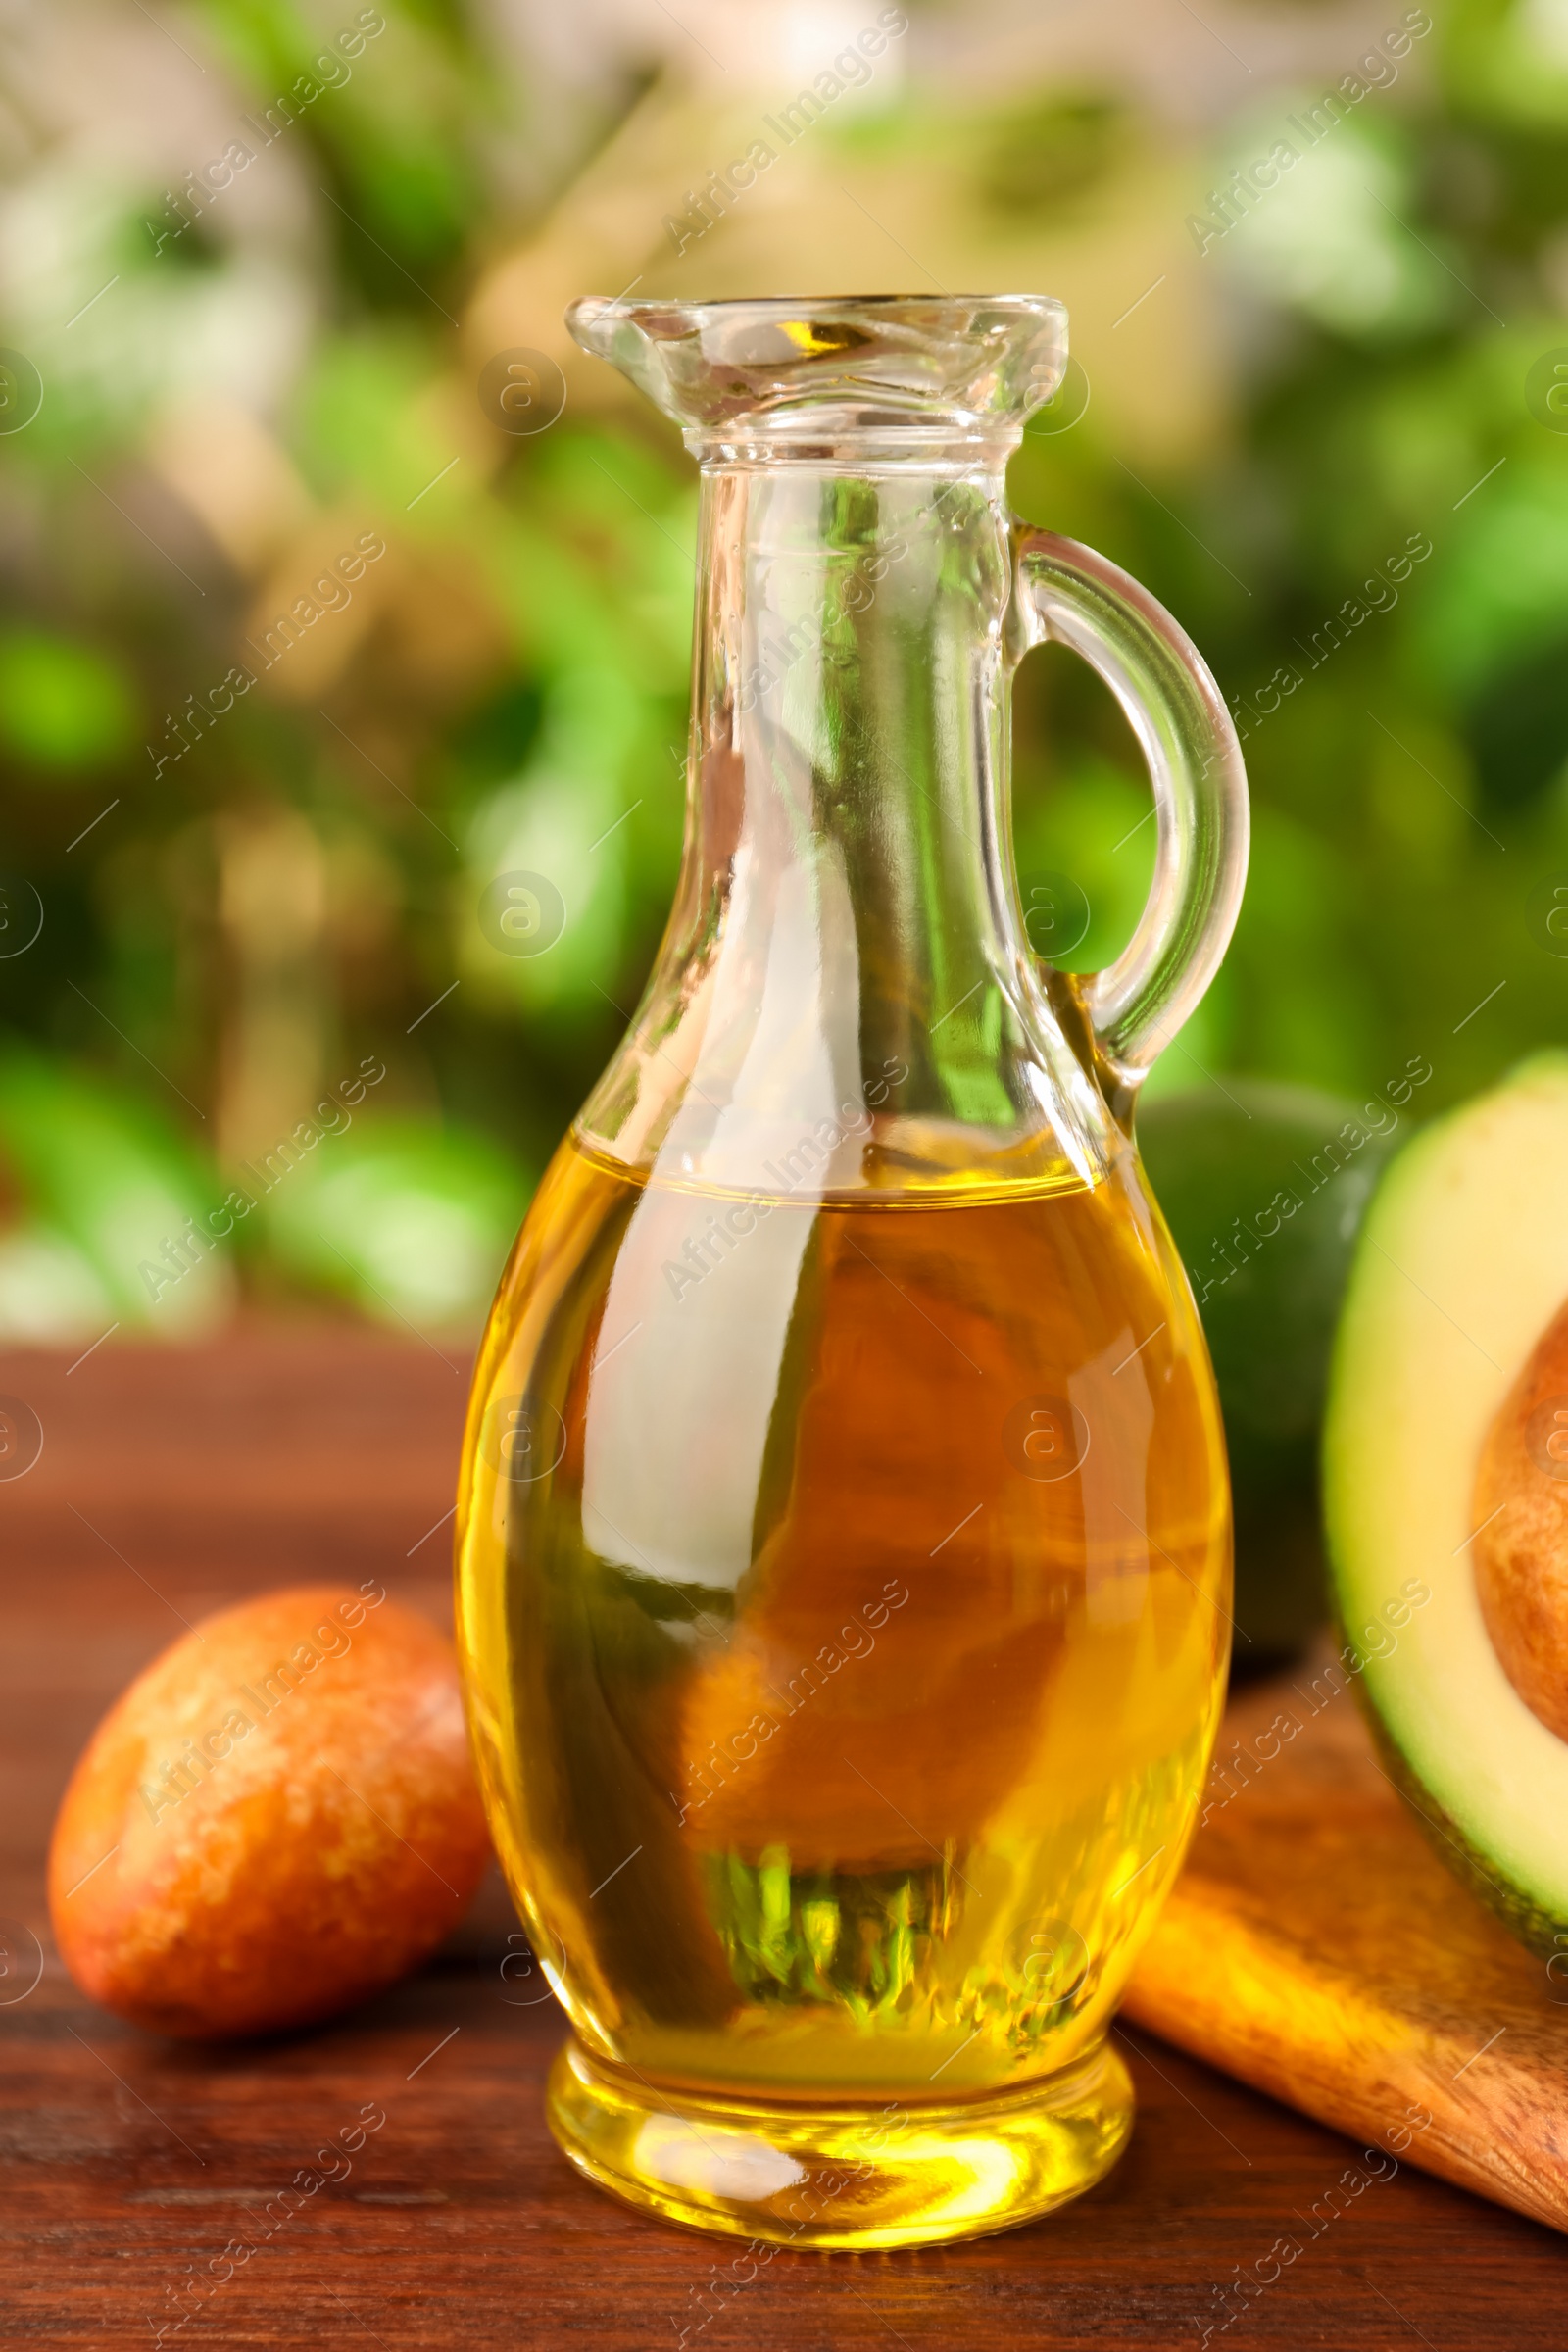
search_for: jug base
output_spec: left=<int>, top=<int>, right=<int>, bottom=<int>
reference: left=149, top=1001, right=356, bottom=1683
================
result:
left=545, top=2034, right=1134, bottom=2250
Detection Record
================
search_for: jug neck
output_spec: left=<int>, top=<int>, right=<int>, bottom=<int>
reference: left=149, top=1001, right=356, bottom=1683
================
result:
left=578, top=450, right=1111, bottom=1199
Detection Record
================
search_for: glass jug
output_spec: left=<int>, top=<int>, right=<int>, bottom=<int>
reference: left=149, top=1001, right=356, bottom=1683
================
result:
left=456, top=294, right=1247, bottom=2252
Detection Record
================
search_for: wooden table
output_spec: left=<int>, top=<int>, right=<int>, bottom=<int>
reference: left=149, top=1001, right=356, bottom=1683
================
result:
left=1, top=1332, right=1560, bottom=2347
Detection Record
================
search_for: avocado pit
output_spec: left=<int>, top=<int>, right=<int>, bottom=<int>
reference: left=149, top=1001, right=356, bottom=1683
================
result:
left=1473, top=1297, right=1568, bottom=1743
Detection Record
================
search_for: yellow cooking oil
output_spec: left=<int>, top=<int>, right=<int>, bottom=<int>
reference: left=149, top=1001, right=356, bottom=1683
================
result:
left=455, top=1128, right=1230, bottom=2247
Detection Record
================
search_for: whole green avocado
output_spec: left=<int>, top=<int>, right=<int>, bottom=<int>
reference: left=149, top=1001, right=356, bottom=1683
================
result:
left=1138, top=1079, right=1405, bottom=1667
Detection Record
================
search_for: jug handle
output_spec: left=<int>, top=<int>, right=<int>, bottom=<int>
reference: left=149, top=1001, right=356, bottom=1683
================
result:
left=1010, top=526, right=1249, bottom=1108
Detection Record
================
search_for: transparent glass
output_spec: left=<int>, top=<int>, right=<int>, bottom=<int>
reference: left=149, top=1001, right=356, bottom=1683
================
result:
left=455, top=295, right=1249, bottom=2250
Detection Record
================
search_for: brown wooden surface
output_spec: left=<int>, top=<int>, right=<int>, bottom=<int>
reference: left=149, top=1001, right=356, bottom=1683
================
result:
left=1, top=1333, right=1564, bottom=2348
left=1124, top=1640, right=1568, bottom=2235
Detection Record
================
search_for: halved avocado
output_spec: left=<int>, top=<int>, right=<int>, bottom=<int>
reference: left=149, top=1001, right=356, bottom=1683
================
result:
left=1323, top=1053, right=1568, bottom=1952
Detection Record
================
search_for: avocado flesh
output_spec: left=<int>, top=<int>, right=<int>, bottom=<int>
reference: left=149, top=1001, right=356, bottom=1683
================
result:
left=1323, top=1053, right=1568, bottom=1946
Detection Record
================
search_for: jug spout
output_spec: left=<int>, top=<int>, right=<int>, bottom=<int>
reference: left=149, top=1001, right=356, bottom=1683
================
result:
left=565, top=293, right=1067, bottom=458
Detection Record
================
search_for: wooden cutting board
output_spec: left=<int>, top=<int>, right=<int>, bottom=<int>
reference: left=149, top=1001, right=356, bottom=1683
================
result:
left=1122, top=1649, right=1568, bottom=2233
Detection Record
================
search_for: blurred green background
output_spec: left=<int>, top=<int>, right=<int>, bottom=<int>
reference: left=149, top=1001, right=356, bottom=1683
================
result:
left=1, top=0, right=1565, bottom=1339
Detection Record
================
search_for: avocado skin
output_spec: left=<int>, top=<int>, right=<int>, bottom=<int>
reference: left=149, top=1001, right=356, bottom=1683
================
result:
left=1139, top=1083, right=1398, bottom=1669
left=1355, top=1670, right=1567, bottom=1961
